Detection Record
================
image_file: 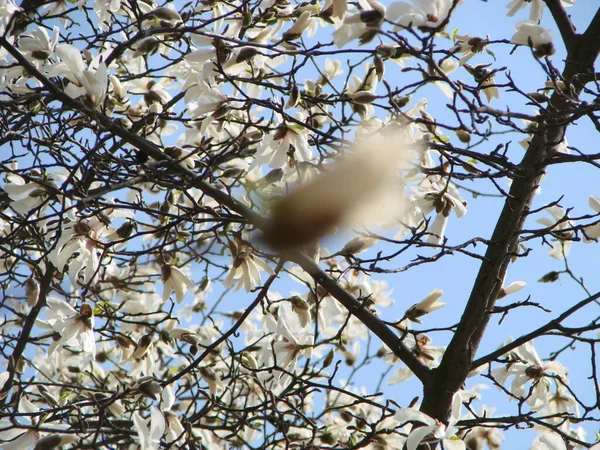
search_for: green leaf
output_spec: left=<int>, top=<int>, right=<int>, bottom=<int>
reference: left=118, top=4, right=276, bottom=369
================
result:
left=451, top=27, right=459, bottom=41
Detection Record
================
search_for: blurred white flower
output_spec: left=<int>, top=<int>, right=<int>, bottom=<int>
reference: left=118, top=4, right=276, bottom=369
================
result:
left=584, top=195, right=600, bottom=241
left=332, top=1, right=386, bottom=48
left=224, top=242, right=274, bottom=292
left=451, top=35, right=490, bottom=66
left=3, top=168, right=69, bottom=215
left=530, top=432, right=567, bottom=450
left=511, top=21, right=554, bottom=56
left=160, top=386, right=186, bottom=446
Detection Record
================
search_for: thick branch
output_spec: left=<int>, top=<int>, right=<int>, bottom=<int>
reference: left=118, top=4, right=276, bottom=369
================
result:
left=291, top=252, right=432, bottom=385
left=471, top=290, right=600, bottom=370
left=544, top=0, right=576, bottom=50
left=420, top=16, right=600, bottom=422
left=0, top=36, right=432, bottom=386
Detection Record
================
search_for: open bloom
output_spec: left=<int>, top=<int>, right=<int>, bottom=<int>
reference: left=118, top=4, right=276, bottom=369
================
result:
left=388, top=0, right=454, bottom=30
left=18, top=26, right=59, bottom=61
left=259, top=302, right=314, bottom=385
left=161, top=264, right=195, bottom=303
left=53, top=44, right=108, bottom=110
left=537, top=206, right=573, bottom=259
left=251, top=117, right=313, bottom=170
left=451, top=34, right=490, bottom=66
left=45, top=299, right=96, bottom=358
left=511, top=21, right=554, bottom=56
left=395, top=393, right=465, bottom=450
left=506, top=0, right=574, bottom=22
left=332, top=1, right=386, bottom=48
left=412, top=172, right=467, bottom=245
left=224, top=241, right=274, bottom=292
left=3, top=168, right=69, bottom=215
left=494, top=340, right=567, bottom=411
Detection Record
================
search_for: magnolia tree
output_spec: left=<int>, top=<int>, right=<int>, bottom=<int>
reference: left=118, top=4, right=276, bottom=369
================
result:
left=1, top=0, right=600, bottom=448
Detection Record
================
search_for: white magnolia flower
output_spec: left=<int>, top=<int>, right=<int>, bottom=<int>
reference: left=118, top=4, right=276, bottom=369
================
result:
left=0, top=0, right=20, bottom=33
left=404, top=288, right=445, bottom=323
left=251, top=118, right=313, bottom=170
left=584, top=195, right=600, bottom=241
left=497, top=280, right=527, bottom=299
left=317, top=58, right=344, bottom=86
left=54, top=44, right=109, bottom=110
left=506, top=0, right=574, bottom=22
left=259, top=302, right=314, bottom=385
left=160, top=386, right=186, bottom=446
left=224, top=242, right=275, bottom=292
left=332, top=1, right=386, bottom=48
left=530, top=432, right=567, bottom=450
left=133, top=406, right=166, bottom=450
left=412, top=171, right=467, bottom=245
left=18, top=26, right=59, bottom=61
left=497, top=340, right=567, bottom=410
left=199, top=366, right=225, bottom=396
left=537, top=206, right=572, bottom=259
left=451, top=34, right=490, bottom=66
left=335, top=236, right=378, bottom=258
left=388, top=0, right=454, bottom=30
left=282, top=10, right=314, bottom=41
left=511, top=20, right=554, bottom=56
left=461, top=407, right=504, bottom=450
left=3, top=168, right=69, bottom=215
left=45, top=299, right=96, bottom=358
left=161, top=264, right=195, bottom=303
left=395, top=393, right=465, bottom=450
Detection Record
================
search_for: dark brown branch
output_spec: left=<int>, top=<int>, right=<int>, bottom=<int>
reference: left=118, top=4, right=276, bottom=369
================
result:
left=291, top=252, right=432, bottom=385
left=1, top=266, right=54, bottom=404
left=164, top=261, right=284, bottom=386
left=0, top=35, right=431, bottom=387
left=420, top=15, right=600, bottom=422
left=471, top=290, right=600, bottom=370
left=544, top=0, right=577, bottom=50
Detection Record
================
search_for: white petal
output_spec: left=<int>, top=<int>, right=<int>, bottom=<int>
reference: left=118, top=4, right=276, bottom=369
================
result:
left=407, top=425, right=436, bottom=450
left=589, top=195, right=600, bottom=213
left=394, top=408, right=436, bottom=427
left=536, top=432, right=567, bottom=450
left=443, top=436, right=466, bottom=450
left=161, top=385, right=176, bottom=411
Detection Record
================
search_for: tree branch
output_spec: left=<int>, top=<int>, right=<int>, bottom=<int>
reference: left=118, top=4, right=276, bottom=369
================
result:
left=1, top=266, right=54, bottom=404
left=544, top=0, right=577, bottom=50
left=471, top=290, right=600, bottom=370
left=0, top=36, right=432, bottom=387
left=420, top=16, right=600, bottom=422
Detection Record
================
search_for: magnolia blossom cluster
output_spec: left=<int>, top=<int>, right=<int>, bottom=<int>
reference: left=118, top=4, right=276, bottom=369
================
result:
left=0, top=0, right=597, bottom=449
